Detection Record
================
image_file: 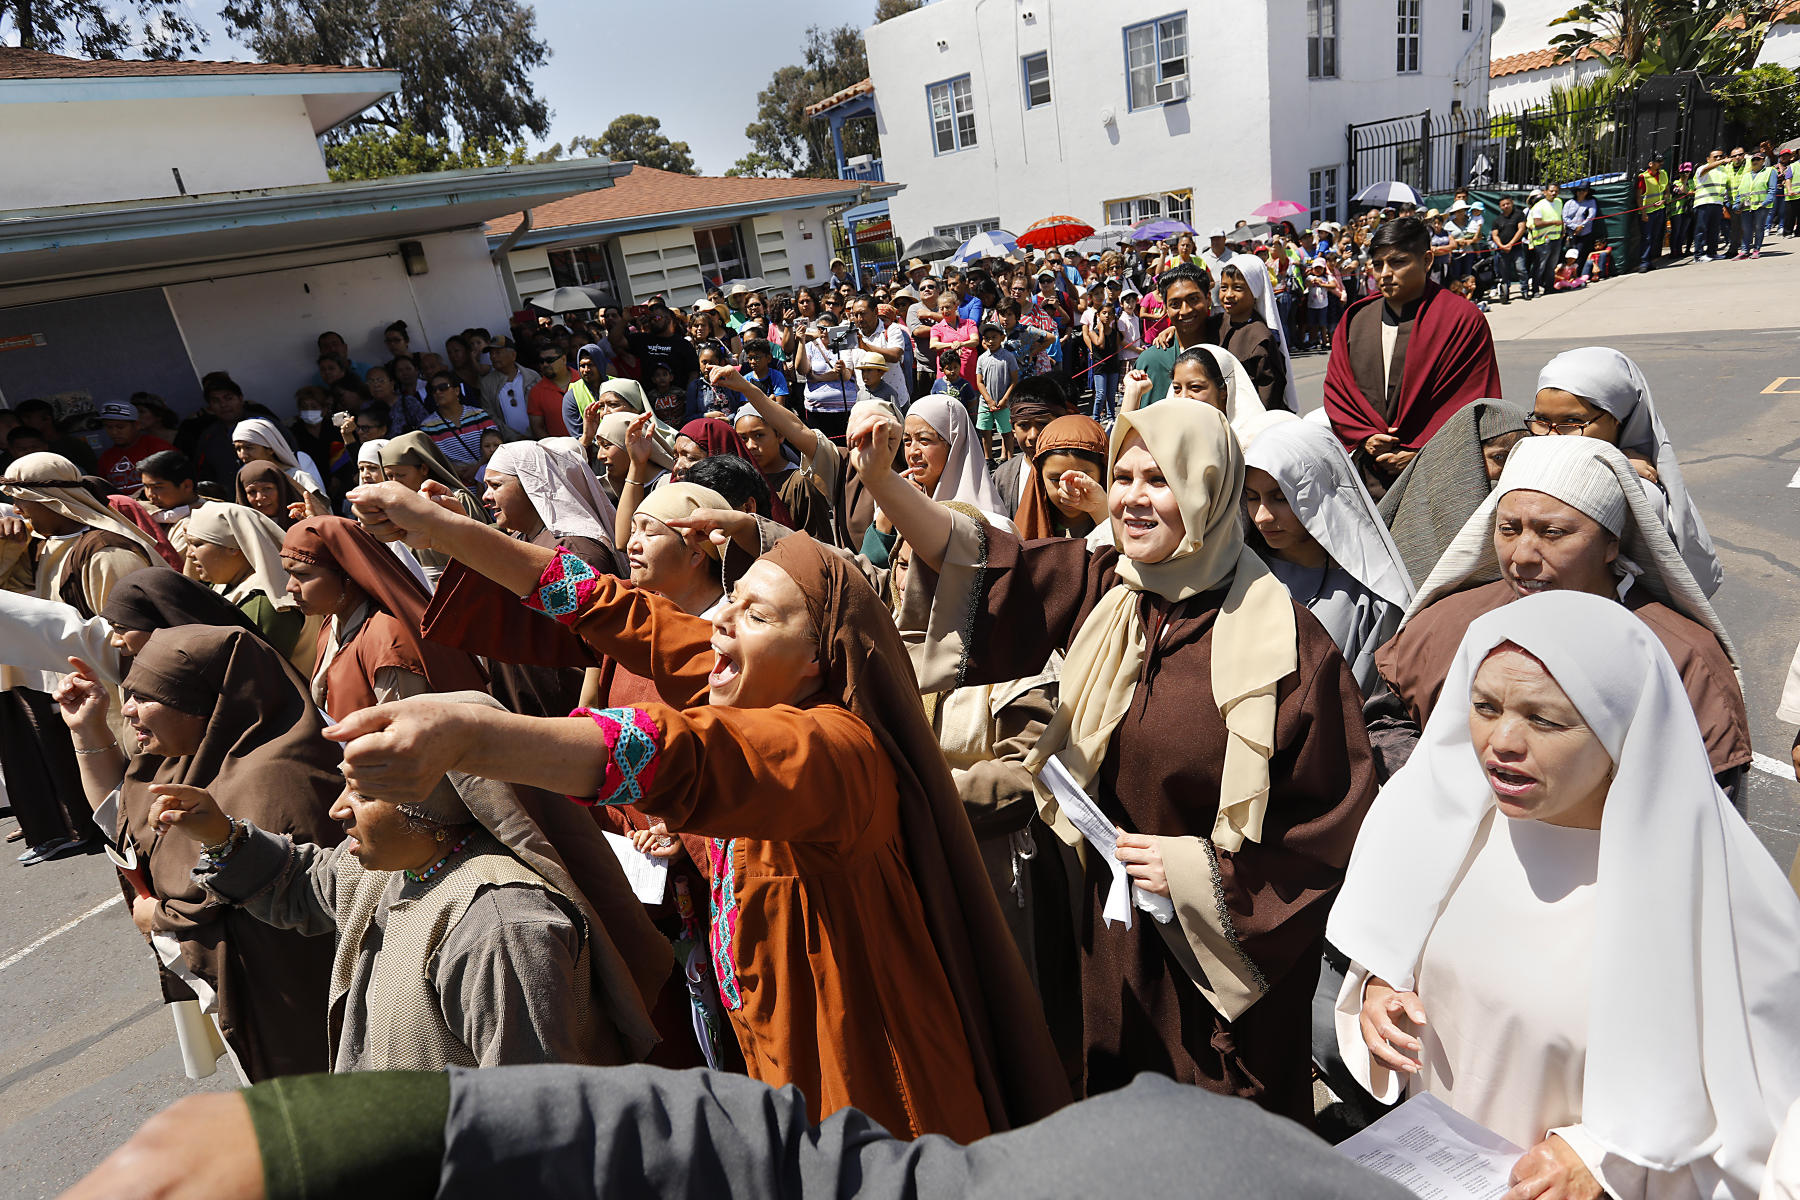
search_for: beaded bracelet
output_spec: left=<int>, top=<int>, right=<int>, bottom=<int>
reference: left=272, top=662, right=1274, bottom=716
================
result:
left=199, top=818, right=245, bottom=868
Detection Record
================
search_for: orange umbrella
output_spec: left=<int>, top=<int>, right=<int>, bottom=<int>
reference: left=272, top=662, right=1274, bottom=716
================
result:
left=1017, top=215, right=1096, bottom=250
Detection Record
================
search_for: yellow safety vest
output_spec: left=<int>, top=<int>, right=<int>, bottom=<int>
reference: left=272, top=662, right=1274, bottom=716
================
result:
left=1736, top=167, right=1773, bottom=211
left=1693, top=165, right=1729, bottom=206
left=1786, top=166, right=1799, bottom=199
left=1639, top=170, right=1668, bottom=213
left=1527, top=200, right=1563, bottom=248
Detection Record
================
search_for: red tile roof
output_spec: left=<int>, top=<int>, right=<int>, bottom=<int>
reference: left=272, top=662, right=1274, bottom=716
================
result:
left=805, top=78, right=874, bottom=118
left=0, top=46, right=383, bottom=80
left=486, top=165, right=863, bottom=236
left=1491, top=3, right=1797, bottom=78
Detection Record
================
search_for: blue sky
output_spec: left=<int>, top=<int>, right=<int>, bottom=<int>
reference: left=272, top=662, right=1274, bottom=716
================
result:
left=175, top=0, right=881, bottom=174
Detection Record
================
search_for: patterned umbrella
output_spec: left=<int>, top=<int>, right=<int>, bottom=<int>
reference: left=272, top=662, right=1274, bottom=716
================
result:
left=1252, top=200, right=1308, bottom=220
left=1017, top=214, right=1097, bottom=250
left=950, top=229, right=1021, bottom=265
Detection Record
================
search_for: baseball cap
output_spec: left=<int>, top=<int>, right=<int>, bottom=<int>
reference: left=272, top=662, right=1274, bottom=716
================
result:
left=1208, top=227, right=1228, bottom=239
left=98, top=401, right=140, bottom=422
left=1528, top=188, right=1545, bottom=200
left=1564, top=248, right=1579, bottom=259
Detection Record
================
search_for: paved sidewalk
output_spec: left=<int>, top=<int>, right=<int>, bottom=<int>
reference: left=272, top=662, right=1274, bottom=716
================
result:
left=1479, top=238, right=1796, bottom=342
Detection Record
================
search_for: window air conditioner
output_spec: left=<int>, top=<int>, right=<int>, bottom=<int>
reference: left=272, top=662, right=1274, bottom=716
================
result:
left=1156, top=76, right=1189, bottom=104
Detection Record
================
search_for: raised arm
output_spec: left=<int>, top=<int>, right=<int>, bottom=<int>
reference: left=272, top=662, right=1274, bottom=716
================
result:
left=51, top=657, right=127, bottom=814
left=348, top=481, right=552, bottom=598
left=846, top=405, right=954, bottom=573
left=709, top=363, right=820, bottom=460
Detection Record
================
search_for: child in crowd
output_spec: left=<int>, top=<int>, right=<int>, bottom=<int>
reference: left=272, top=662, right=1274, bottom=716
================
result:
left=930, top=349, right=977, bottom=412
left=1449, top=273, right=1489, bottom=312
left=1303, top=261, right=1333, bottom=350
left=995, top=299, right=1054, bottom=380
left=473, top=427, right=504, bottom=484
left=741, top=337, right=793, bottom=416
left=1585, top=239, right=1614, bottom=280
left=689, top=345, right=734, bottom=418
left=974, top=323, right=1019, bottom=462
left=1554, top=249, right=1589, bottom=291
left=646, top=361, right=687, bottom=427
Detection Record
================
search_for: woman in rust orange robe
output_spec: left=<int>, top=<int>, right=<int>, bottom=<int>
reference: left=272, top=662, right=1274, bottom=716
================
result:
left=326, top=483, right=1070, bottom=1142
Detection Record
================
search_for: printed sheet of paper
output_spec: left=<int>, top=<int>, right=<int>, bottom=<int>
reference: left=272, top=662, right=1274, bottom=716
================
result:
left=1038, top=755, right=1174, bottom=929
left=1335, top=1092, right=1524, bottom=1200
left=602, top=831, right=670, bottom=906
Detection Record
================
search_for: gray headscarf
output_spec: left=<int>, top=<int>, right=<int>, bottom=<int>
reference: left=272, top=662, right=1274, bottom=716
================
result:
left=1535, top=347, right=1721, bottom=597
left=1377, top=400, right=1529, bottom=588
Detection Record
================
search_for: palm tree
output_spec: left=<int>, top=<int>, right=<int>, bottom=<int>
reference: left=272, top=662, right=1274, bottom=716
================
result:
left=1549, top=0, right=1781, bottom=79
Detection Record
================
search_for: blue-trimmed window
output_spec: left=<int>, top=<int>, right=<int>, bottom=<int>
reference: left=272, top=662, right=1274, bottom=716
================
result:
left=1022, top=52, right=1051, bottom=108
left=927, top=75, right=977, bottom=154
left=1124, top=13, right=1188, bottom=110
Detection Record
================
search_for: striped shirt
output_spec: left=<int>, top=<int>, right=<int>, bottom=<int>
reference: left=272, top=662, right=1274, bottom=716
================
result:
left=417, top=407, right=499, bottom=465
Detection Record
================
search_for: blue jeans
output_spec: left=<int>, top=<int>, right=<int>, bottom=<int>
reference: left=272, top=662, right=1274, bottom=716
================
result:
left=1693, top=205, right=1723, bottom=257
left=1743, top=212, right=1769, bottom=253
left=1637, top=210, right=1666, bottom=269
left=1090, top=372, right=1116, bottom=421
left=1493, top=246, right=1528, bottom=293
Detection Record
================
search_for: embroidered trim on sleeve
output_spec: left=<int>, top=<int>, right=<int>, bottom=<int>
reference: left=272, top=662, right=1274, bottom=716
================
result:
left=708, top=837, right=743, bottom=1011
left=523, top=547, right=603, bottom=626
left=568, top=706, right=661, bottom=806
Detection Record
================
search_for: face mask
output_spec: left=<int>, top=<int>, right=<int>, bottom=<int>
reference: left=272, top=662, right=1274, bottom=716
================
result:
left=297, top=409, right=324, bottom=424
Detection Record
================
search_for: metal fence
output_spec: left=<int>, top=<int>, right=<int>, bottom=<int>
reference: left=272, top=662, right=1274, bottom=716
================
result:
left=1346, top=75, right=1728, bottom=212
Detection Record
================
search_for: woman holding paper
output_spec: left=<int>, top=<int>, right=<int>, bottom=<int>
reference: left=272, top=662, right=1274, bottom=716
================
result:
left=1330, top=592, right=1800, bottom=1198
left=859, top=396, right=1378, bottom=1122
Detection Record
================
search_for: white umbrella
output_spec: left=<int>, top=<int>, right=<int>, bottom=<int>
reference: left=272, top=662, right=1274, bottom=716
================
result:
left=1351, top=180, right=1422, bottom=208
left=950, top=229, right=1020, bottom=265
left=527, top=286, right=610, bottom=314
left=1073, top=224, right=1138, bottom=255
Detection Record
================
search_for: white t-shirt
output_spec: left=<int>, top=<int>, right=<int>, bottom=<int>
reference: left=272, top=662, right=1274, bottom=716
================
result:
left=492, top=371, right=532, bottom=434
left=862, top=320, right=909, bottom=399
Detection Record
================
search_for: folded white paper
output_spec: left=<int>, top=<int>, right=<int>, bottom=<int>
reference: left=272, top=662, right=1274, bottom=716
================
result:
left=1039, top=756, right=1174, bottom=930
left=603, top=830, right=671, bottom=906
left=1335, top=1092, right=1523, bottom=1199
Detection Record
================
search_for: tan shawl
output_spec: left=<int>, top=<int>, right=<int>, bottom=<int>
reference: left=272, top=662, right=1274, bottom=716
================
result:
left=1024, top=400, right=1297, bottom=852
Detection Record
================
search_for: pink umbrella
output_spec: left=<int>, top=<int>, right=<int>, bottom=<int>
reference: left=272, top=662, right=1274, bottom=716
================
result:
left=1252, top=200, right=1308, bottom=220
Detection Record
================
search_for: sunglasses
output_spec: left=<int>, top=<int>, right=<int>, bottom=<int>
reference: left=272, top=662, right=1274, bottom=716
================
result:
left=540, top=355, right=563, bottom=365
left=432, top=382, right=459, bottom=393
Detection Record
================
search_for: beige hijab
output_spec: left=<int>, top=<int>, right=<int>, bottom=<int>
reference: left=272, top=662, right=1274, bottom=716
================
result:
left=182, top=502, right=298, bottom=609
left=0, top=452, right=166, bottom=561
left=635, top=481, right=730, bottom=560
left=1027, top=400, right=1296, bottom=852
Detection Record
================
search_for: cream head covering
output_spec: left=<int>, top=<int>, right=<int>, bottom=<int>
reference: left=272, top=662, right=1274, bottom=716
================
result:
left=1535, top=347, right=1721, bottom=596
left=1402, top=435, right=1736, bottom=669
left=484, top=437, right=618, bottom=548
left=1215, top=253, right=1295, bottom=397
left=634, top=481, right=730, bottom=560
left=356, top=439, right=389, bottom=468
left=1026, top=398, right=1298, bottom=854
left=906, top=395, right=1012, bottom=526
left=0, top=453, right=165, bottom=561
left=1184, top=344, right=1290, bottom=446
left=231, top=418, right=325, bottom=495
left=598, top=413, right=675, bottom=470
left=1328, top=592, right=1800, bottom=1183
left=597, top=378, right=678, bottom=440
left=182, top=502, right=298, bottom=610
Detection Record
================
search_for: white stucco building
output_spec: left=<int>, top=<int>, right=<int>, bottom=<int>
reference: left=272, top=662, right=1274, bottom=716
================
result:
left=863, top=0, right=1492, bottom=241
left=490, top=167, right=902, bottom=309
left=0, top=48, right=627, bottom=418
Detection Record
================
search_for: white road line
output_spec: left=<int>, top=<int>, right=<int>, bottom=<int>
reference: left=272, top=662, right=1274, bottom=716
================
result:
left=1752, top=751, right=1795, bottom=781
left=0, top=894, right=122, bottom=972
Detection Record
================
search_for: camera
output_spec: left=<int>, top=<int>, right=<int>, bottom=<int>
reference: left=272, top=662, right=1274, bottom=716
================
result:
left=825, top=323, right=858, bottom=351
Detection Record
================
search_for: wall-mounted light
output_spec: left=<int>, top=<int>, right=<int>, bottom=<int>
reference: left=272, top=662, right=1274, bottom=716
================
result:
left=400, top=240, right=429, bottom=277
left=936, top=38, right=947, bottom=49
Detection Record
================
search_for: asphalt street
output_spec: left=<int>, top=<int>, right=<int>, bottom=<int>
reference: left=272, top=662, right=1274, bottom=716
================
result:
left=0, top=242, right=1797, bottom=1198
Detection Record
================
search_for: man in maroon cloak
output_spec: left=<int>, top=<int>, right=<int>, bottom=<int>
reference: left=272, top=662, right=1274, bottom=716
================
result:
left=1323, top=217, right=1502, bottom=497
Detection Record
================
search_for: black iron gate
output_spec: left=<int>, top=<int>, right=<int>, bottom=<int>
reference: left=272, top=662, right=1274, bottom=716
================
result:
left=1345, top=75, right=1725, bottom=213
